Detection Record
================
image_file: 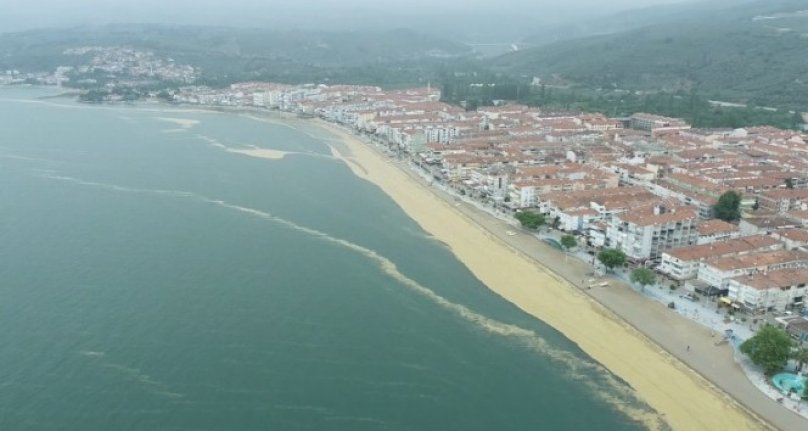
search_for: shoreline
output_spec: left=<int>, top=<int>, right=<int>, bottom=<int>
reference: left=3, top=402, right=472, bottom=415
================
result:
left=306, top=119, right=774, bottom=431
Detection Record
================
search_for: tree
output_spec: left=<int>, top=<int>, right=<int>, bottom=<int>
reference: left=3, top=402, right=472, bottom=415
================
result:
left=739, top=325, right=794, bottom=376
left=597, top=248, right=627, bottom=272
left=630, top=267, right=656, bottom=292
left=560, top=235, right=577, bottom=251
left=713, top=191, right=742, bottom=222
left=514, top=211, right=545, bottom=230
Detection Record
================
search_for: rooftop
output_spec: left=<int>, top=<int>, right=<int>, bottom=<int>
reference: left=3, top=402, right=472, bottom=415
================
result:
left=743, top=217, right=799, bottom=229
left=665, top=235, right=779, bottom=261
left=697, top=219, right=740, bottom=236
left=706, top=250, right=808, bottom=271
left=775, top=228, right=808, bottom=242
left=730, top=268, right=808, bottom=290
left=618, top=205, right=698, bottom=226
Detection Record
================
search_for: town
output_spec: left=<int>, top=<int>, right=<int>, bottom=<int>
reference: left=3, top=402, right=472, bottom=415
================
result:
left=2, top=47, right=197, bottom=96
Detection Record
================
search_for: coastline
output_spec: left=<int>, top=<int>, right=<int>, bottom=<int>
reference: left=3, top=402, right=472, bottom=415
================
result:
left=308, top=119, right=773, bottom=431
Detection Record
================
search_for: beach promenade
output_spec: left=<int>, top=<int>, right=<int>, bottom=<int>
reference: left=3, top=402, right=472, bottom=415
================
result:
left=309, top=120, right=800, bottom=431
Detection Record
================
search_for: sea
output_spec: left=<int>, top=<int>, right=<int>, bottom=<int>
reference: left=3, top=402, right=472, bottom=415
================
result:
left=0, top=87, right=661, bottom=430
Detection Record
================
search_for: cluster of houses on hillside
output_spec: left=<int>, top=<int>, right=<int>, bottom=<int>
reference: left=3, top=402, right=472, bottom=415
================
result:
left=171, top=82, right=808, bottom=315
left=1, top=47, right=198, bottom=90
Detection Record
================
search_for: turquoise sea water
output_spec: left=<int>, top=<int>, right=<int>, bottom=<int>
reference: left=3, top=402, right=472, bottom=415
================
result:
left=0, top=87, right=662, bottom=430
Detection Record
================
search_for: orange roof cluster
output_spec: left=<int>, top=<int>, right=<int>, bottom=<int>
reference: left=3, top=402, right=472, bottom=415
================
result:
left=706, top=250, right=808, bottom=271
left=776, top=228, right=808, bottom=242
left=697, top=219, right=739, bottom=236
left=617, top=205, right=698, bottom=226
left=731, top=268, right=808, bottom=290
left=666, top=235, right=779, bottom=261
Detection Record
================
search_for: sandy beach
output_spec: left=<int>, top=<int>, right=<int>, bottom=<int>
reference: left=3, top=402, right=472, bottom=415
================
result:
left=311, top=120, right=772, bottom=431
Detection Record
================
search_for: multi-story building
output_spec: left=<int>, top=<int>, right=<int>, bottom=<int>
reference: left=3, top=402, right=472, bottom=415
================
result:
left=758, top=189, right=808, bottom=213
left=698, top=250, right=808, bottom=290
left=629, top=113, right=690, bottom=133
left=727, top=268, right=808, bottom=313
left=508, top=180, right=539, bottom=209
left=606, top=204, right=699, bottom=261
left=658, top=235, right=782, bottom=280
left=556, top=208, right=599, bottom=233
left=695, top=219, right=742, bottom=245
left=739, top=216, right=799, bottom=235
left=772, top=228, right=808, bottom=251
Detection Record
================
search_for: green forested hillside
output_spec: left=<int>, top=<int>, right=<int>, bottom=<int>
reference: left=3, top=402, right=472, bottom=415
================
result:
left=0, top=25, right=472, bottom=87
left=496, top=0, right=808, bottom=110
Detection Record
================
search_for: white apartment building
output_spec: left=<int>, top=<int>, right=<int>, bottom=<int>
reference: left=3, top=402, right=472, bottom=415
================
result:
left=556, top=208, right=599, bottom=232
left=423, top=125, right=460, bottom=143
left=658, top=235, right=782, bottom=281
left=698, top=250, right=808, bottom=290
left=470, top=169, right=512, bottom=200
left=606, top=204, right=699, bottom=261
left=509, top=181, right=538, bottom=209
left=727, top=268, right=808, bottom=313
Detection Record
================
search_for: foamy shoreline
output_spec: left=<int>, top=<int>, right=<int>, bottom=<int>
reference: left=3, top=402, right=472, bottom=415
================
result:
left=306, top=119, right=772, bottom=431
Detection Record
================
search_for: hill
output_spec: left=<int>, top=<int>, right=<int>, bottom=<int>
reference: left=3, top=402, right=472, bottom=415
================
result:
left=521, top=0, right=758, bottom=46
left=496, top=0, right=808, bottom=110
left=0, top=24, right=473, bottom=87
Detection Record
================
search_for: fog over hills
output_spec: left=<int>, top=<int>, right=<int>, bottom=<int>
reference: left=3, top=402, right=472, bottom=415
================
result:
left=0, top=0, right=692, bottom=42
left=494, top=0, right=808, bottom=109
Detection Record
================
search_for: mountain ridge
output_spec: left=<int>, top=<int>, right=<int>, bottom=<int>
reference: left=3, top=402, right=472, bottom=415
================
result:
left=496, top=0, right=808, bottom=110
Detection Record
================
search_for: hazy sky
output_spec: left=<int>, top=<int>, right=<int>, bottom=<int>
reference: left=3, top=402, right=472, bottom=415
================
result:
left=0, top=0, right=698, bottom=34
